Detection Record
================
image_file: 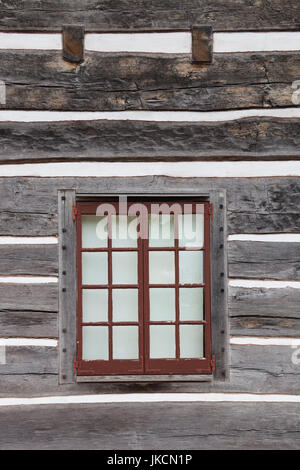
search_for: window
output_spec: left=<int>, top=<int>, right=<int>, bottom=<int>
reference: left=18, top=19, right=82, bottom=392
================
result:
left=75, top=199, right=212, bottom=376
left=58, top=184, right=228, bottom=385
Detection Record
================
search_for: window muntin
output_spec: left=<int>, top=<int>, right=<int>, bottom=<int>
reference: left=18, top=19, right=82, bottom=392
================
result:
left=76, top=201, right=211, bottom=376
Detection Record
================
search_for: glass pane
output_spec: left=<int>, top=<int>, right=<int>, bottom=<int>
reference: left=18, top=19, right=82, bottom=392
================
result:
left=178, top=213, right=204, bottom=248
left=82, top=326, right=108, bottom=360
left=113, top=326, right=139, bottom=359
left=111, top=215, right=138, bottom=248
left=179, top=251, right=203, bottom=284
left=82, top=289, right=108, bottom=323
left=180, top=288, right=204, bottom=321
left=112, top=252, right=138, bottom=285
left=149, top=214, right=174, bottom=247
left=82, top=252, right=108, bottom=285
left=149, top=251, right=175, bottom=284
left=82, top=215, right=108, bottom=248
left=150, top=325, right=176, bottom=358
left=150, top=288, right=175, bottom=322
left=112, top=289, right=139, bottom=322
left=180, top=325, right=204, bottom=358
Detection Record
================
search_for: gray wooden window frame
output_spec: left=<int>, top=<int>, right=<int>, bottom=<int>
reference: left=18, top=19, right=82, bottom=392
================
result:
left=58, top=182, right=228, bottom=385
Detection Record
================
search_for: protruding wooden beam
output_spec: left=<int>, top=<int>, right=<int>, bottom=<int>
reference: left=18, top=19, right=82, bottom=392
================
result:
left=192, top=26, right=213, bottom=63
left=62, top=25, right=85, bottom=64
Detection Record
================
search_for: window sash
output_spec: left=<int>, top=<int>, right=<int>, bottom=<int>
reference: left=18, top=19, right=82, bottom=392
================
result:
left=76, top=200, right=212, bottom=376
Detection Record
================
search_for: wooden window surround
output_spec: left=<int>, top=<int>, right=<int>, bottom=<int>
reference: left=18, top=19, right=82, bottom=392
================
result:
left=58, top=183, right=228, bottom=385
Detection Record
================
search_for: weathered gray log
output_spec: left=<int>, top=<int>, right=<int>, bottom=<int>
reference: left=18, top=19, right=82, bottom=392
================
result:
left=229, top=287, right=300, bottom=337
left=0, top=284, right=58, bottom=338
left=0, top=51, right=298, bottom=111
left=0, top=0, right=299, bottom=32
left=0, top=177, right=300, bottom=236
left=1, top=402, right=300, bottom=449
left=0, top=311, right=57, bottom=338
left=0, top=118, right=300, bottom=162
left=0, top=284, right=58, bottom=312
left=0, top=344, right=299, bottom=396
left=0, top=346, right=58, bottom=375
left=229, top=241, right=300, bottom=280
left=2, top=240, right=299, bottom=281
left=0, top=244, right=58, bottom=276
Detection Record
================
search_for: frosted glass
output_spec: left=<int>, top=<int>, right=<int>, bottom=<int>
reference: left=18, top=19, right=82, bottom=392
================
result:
left=150, top=288, right=175, bottom=321
left=180, top=325, right=204, bottom=358
left=113, top=326, right=139, bottom=359
left=179, top=251, right=204, bottom=284
left=178, top=213, right=204, bottom=248
left=82, top=326, right=108, bottom=360
left=82, top=289, right=108, bottom=322
left=82, top=252, right=108, bottom=285
left=111, top=215, right=138, bottom=248
left=149, top=251, right=175, bottom=284
left=112, top=289, right=139, bottom=322
left=179, top=288, right=204, bottom=321
left=150, top=325, right=176, bottom=358
left=82, top=215, right=108, bottom=248
left=112, top=252, right=138, bottom=285
left=149, top=214, right=174, bottom=247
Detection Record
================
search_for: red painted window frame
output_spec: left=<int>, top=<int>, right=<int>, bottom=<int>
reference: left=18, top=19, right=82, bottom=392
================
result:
left=76, top=200, right=212, bottom=376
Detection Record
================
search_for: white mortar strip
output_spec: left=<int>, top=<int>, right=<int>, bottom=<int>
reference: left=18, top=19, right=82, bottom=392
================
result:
left=230, top=337, right=300, bottom=346
left=0, top=108, right=300, bottom=122
left=1, top=393, right=300, bottom=407
left=2, top=161, right=300, bottom=178
left=0, top=276, right=58, bottom=283
left=0, top=338, right=57, bottom=347
left=229, top=279, right=300, bottom=289
left=0, top=237, right=58, bottom=245
left=228, top=234, right=300, bottom=242
left=0, top=31, right=300, bottom=53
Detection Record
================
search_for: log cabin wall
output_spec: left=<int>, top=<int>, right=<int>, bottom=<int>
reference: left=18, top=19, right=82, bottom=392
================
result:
left=0, top=1, right=300, bottom=449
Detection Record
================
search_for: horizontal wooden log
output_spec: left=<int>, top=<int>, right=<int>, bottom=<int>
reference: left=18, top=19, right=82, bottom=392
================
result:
left=0, top=283, right=58, bottom=337
left=0, top=346, right=57, bottom=375
left=0, top=284, right=58, bottom=312
left=1, top=118, right=300, bottom=162
left=229, top=241, right=300, bottom=280
left=0, top=344, right=299, bottom=396
left=0, top=245, right=58, bottom=276
left=1, top=402, right=300, bottom=449
left=0, top=177, right=299, bottom=236
left=0, top=51, right=299, bottom=111
left=229, top=287, right=300, bottom=337
left=2, top=241, right=299, bottom=281
left=0, top=1, right=299, bottom=32
left=0, top=311, right=57, bottom=338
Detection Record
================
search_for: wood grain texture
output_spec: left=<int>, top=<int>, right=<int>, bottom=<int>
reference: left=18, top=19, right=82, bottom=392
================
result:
left=0, top=344, right=299, bottom=396
left=0, top=311, right=57, bottom=338
left=0, top=244, right=58, bottom=276
left=0, top=177, right=299, bottom=236
left=0, top=284, right=58, bottom=338
left=229, top=287, right=300, bottom=337
left=0, top=51, right=299, bottom=111
left=0, top=118, right=300, bottom=162
left=229, top=241, right=300, bottom=280
left=0, top=0, right=299, bottom=32
left=0, top=346, right=57, bottom=375
left=0, top=284, right=58, bottom=312
left=1, top=402, right=300, bottom=449
left=58, top=190, right=77, bottom=384
left=1, top=241, right=299, bottom=281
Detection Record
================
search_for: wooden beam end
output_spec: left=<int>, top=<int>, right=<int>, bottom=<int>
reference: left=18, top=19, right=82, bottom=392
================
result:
left=192, top=25, right=213, bottom=64
left=62, top=24, right=85, bottom=64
